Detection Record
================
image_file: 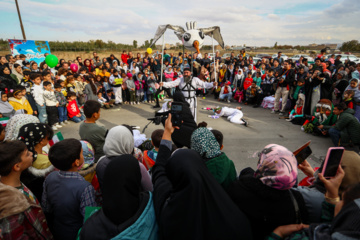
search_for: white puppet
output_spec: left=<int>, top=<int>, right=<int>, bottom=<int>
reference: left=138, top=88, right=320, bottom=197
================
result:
left=150, top=21, right=225, bottom=54
left=150, top=22, right=224, bottom=121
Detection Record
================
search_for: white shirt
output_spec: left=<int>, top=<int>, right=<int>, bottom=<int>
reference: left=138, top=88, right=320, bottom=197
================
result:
left=162, top=77, right=214, bottom=98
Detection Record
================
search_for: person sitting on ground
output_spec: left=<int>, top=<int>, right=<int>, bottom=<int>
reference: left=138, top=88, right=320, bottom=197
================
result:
left=143, top=129, right=164, bottom=170
left=319, top=102, right=360, bottom=148
left=219, top=81, right=232, bottom=103
left=191, top=127, right=237, bottom=189
left=152, top=114, right=252, bottom=240
left=79, top=100, right=107, bottom=161
left=0, top=89, right=16, bottom=117
left=17, top=123, right=54, bottom=202
left=227, top=144, right=309, bottom=240
left=42, top=139, right=97, bottom=240
left=80, top=155, right=158, bottom=240
left=67, top=92, right=85, bottom=123
left=96, top=125, right=153, bottom=194
left=245, top=81, right=264, bottom=108
left=8, top=86, right=33, bottom=115
left=97, top=92, right=113, bottom=109
left=0, top=140, right=53, bottom=239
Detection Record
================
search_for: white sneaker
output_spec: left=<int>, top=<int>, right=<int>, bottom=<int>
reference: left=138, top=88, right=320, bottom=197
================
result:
left=227, top=100, right=230, bottom=103
left=60, top=122, right=66, bottom=126
left=64, top=120, right=70, bottom=124
left=136, top=102, right=140, bottom=105
left=55, top=123, right=62, bottom=128
left=52, top=126, right=58, bottom=131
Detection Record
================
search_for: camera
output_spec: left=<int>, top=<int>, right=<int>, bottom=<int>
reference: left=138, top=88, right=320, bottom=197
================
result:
left=147, top=111, right=169, bottom=125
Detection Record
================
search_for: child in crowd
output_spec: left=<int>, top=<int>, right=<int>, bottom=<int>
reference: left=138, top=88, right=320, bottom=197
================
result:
left=262, top=69, right=275, bottom=96
left=143, top=129, right=164, bottom=170
left=253, top=71, right=262, bottom=87
left=42, top=139, right=97, bottom=240
left=66, top=76, right=77, bottom=95
left=57, top=80, right=67, bottom=97
left=8, top=86, right=33, bottom=115
left=74, top=74, right=86, bottom=106
left=211, top=129, right=224, bottom=150
left=243, top=72, right=253, bottom=91
left=79, top=100, right=107, bottom=161
left=97, top=92, right=114, bottom=109
left=0, top=90, right=16, bottom=118
left=54, top=83, right=69, bottom=125
left=109, top=69, right=123, bottom=105
left=146, top=72, right=157, bottom=103
left=135, top=72, right=145, bottom=104
left=31, top=73, right=47, bottom=123
left=0, top=141, right=53, bottom=239
left=18, top=123, right=54, bottom=201
left=343, top=90, right=355, bottom=109
left=219, top=81, right=232, bottom=103
left=66, top=92, right=85, bottom=123
left=126, top=73, right=136, bottom=105
left=43, top=81, right=61, bottom=131
left=21, top=70, right=38, bottom=115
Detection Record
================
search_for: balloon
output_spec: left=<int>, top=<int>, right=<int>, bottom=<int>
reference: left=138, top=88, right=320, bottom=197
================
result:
left=147, top=48, right=152, bottom=54
left=70, top=63, right=78, bottom=73
left=45, top=54, right=58, bottom=68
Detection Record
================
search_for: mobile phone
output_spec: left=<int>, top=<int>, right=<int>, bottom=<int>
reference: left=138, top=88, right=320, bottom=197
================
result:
left=295, top=146, right=312, bottom=165
left=170, top=102, right=183, bottom=127
left=293, top=141, right=311, bottom=164
left=322, top=147, right=345, bottom=178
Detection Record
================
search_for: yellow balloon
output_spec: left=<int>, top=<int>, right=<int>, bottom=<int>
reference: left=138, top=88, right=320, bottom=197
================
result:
left=147, top=48, right=152, bottom=54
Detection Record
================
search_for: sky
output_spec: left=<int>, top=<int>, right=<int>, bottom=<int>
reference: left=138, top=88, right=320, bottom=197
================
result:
left=1, top=0, right=360, bottom=47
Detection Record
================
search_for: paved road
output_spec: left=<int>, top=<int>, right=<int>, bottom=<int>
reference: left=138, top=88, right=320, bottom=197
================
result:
left=60, top=97, right=333, bottom=178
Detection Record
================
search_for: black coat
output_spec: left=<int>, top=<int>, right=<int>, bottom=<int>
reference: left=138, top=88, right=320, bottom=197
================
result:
left=227, top=168, right=308, bottom=240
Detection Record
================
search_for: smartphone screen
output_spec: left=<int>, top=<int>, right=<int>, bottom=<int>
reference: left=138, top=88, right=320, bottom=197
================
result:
left=323, top=148, right=344, bottom=177
left=296, top=146, right=312, bottom=164
left=171, top=103, right=183, bottom=127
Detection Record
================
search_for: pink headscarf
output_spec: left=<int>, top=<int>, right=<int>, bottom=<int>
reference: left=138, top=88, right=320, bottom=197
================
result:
left=254, top=144, right=298, bottom=190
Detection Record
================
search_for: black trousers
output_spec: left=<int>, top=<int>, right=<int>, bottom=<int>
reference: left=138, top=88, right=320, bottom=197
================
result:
left=155, top=87, right=172, bottom=106
left=247, top=93, right=264, bottom=105
left=46, top=106, right=59, bottom=126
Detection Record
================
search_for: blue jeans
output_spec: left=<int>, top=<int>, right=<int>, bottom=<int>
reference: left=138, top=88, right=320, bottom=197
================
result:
left=36, top=104, right=48, bottom=123
left=328, top=128, right=341, bottom=146
left=58, top=106, right=67, bottom=123
left=71, top=114, right=85, bottom=123
left=219, top=92, right=233, bottom=100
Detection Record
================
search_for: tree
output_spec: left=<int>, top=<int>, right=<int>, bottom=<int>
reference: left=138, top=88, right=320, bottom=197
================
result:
left=340, top=40, right=360, bottom=52
left=133, top=40, right=138, bottom=49
left=274, top=42, right=278, bottom=49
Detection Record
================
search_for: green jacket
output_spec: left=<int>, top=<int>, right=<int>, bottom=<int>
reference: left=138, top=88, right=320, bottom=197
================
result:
left=324, top=108, right=360, bottom=144
left=205, top=153, right=237, bottom=189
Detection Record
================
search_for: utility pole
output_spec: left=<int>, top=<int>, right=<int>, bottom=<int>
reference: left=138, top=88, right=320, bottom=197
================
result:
left=15, top=0, right=26, bottom=40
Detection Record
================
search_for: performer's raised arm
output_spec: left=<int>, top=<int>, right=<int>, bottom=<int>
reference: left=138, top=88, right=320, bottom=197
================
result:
left=194, top=77, right=217, bottom=89
left=160, top=78, right=181, bottom=88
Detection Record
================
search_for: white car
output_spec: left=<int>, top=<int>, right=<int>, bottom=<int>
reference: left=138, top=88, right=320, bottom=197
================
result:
left=290, top=54, right=314, bottom=63
left=271, top=54, right=288, bottom=61
left=339, top=54, right=360, bottom=64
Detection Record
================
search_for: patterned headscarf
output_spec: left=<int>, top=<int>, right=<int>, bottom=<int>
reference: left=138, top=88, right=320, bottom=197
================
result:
left=80, top=140, right=95, bottom=169
left=4, top=114, right=39, bottom=140
left=17, top=123, right=49, bottom=160
left=254, top=144, right=298, bottom=190
left=191, top=127, right=221, bottom=159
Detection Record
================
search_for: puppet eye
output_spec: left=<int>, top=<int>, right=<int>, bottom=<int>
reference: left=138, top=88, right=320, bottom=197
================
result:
left=183, top=33, right=191, bottom=41
left=199, top=31, right=205, bottom=39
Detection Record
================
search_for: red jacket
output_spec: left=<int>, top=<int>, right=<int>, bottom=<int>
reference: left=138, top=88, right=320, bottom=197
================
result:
left=67, top=99, right=80, bottom=118
left=121, top=54, right=128, bottom=65
left=243, top=78, right=253, bottom=90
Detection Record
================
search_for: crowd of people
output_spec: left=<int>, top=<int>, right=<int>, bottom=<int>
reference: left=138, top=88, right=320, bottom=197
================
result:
left=0, top=49, right=360, bottom=240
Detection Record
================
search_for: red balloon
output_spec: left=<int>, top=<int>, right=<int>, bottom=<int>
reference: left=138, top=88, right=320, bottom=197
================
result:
left=70, top=63, right=78, bottom=73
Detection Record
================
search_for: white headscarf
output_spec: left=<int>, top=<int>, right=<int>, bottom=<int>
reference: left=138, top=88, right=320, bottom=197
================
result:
left=103, top=126, right=134, bottom=157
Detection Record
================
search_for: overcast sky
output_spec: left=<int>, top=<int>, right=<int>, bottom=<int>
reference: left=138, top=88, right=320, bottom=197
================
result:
left=1, top=0, right=359, bottom=47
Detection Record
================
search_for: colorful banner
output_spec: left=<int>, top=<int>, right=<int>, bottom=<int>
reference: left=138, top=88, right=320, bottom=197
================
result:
left=8, top=39, right=51, bottom=64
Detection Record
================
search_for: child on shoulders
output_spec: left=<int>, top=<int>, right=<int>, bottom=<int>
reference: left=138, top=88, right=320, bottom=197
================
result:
left=143, top=129, right=164, bottom=170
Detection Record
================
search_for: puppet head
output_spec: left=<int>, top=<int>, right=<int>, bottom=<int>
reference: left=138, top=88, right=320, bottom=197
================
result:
left=182, top=22, right=205, bottom=54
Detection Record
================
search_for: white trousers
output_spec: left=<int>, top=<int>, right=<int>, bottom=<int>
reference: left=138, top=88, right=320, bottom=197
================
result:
left=113, top=87, right=122, bottom=104
left=227, top=110, right=244, bottom=124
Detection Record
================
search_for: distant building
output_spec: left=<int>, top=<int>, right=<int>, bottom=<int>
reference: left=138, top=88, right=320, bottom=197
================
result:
left=307, top=44, right=338, bottom=51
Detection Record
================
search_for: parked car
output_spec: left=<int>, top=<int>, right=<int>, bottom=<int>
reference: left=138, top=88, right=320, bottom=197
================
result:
left=339, top=54, right=360, bottom=64
left=271, top=54, right=289, bottom=61
left=255, top=54, right=272, bottom=59
left=290, top=54, right=315, bottom=64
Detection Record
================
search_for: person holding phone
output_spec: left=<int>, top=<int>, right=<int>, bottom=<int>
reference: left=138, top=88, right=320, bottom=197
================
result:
left=266, top=166, right=360, bottom=240
left=318, top=102, right=360, bottom=148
